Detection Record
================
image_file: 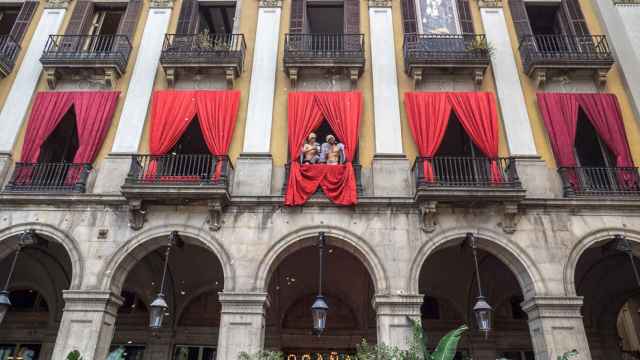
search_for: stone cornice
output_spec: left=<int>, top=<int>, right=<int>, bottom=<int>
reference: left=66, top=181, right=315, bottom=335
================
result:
left=478, top=0, right=502, bottom=8
left=258, top=0, right=282, bottom=8
left=45, top=0, right=71, bottom=9
left=149, top=0, right=174, bottom=9
left=368, top=0, right=392, bottom=8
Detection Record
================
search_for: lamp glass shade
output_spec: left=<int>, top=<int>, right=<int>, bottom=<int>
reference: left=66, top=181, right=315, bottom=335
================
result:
left=149, top=294, right=168, bottom=329
left=473, top=296, right=492, bottom=338
left=0, top=291, right=10, bottom=325
left=311, top=295, right=329, bottom=335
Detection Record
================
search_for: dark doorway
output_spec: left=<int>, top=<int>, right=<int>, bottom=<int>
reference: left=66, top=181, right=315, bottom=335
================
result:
left=306, top=3, right=344, bottom=33
left=436, top=113, right=480, bottom=158
left=198, top=4, right=235, bottom=34
left=0, top=6, right=20, bottom=36
left=171, top=118, right=210, bottom=155
left=38, top=109, right=79, bottom=164
left=525, top=4, right=564, bottom=36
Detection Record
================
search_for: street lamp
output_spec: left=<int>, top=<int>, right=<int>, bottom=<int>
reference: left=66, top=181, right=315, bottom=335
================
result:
left=0, top=230, right=47, bottom=325
left=311, top=232, right=328, bottom=335
left=149, top=231, right=183, bottom=330
left=467, top=232, right=493, bottom=339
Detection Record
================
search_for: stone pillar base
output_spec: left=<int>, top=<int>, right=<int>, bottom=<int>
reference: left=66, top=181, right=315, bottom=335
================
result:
left=232, top=153, right=273, bottom=196
left=514, top=156, right=563, bottom=198
left=51, top=291, right=123, bottom=360
left=373, top=294, right=422, bottom=350
left=217, top=292, right=269, bottom=359
left=522, top=296, right=591, bottom=360
left=92, top=153, right=134, bottom=194
left=371, top=154, right=413, bottom=197
left=0, top=152, right=12, bottom=188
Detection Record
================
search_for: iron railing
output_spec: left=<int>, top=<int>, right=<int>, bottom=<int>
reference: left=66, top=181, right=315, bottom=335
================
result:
left=414, top=156, right=521, bottom=188
left=518, top=35, right=613, bottom=73
left=282, top=161, right=364, bottom=195
left=284, top=33, right=365, bottom=61
left=403, top=33, right=490, bottom=68
left=125, top=154, right=231, bottom=186
left=40, top=34, right=132, bottom=72
left=4, top=162, right=91, bottom=193
left=0, top=34, right=20, bottom=76
left=559, top=166, right=640, bottom=197
left=161, top=33, right=246, bottom=71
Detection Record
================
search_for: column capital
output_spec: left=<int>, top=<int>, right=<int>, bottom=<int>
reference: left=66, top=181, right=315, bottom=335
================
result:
left=479, top=0, right=503, bottom=8
left=372, top=294, right=423, bottom=316
left=258, top=0, right=282, bottom=8
left=219, top=292, right=270, bottom=314
left=45, top=0, right=71, bottom=9
left=521, top=296, right=584, bottom=320
left=62, top=290, right=124, bottom=316
left=368, top=0, right=392, bottom=8
left=150, top=0, right=175, bottom=9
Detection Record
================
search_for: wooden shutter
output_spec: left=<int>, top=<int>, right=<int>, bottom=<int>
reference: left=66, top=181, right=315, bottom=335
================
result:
left=176, top=0, right=200, bottom=34
left=343, top=0, right=359, bottom=34
left=114, top=0, right=142, bottom=55
left=400, top=0, right=417, bottom=34
left=508, top=0, right=533, bottom=41
left=64, top=1, right=95, bottom=35
left=289, top=0, right=305, bottom=33
left=561, top=0, right=589, bottom=36
left=9, top=1, right=37, bottom=43
left=456, top=0, right=473, bottom=34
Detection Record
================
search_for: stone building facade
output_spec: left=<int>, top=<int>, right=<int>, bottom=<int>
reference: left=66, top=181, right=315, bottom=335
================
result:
left=0, top=0, right=638, bottom=359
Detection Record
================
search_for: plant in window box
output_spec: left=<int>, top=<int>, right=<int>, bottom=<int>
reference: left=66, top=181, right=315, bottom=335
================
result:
left=197, top=29, right=231, bottom=51
left=465, top=38, right=495, bottom=58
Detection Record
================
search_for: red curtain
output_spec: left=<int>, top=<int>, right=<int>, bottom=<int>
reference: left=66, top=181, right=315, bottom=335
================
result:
left=537, top=93, right=579, bottom=169
left=20, top=92, right=74, bottom=162
left=404, top=92, right=452, bottom=181
left=72, top=91, right=120, bottom=164
left=149, top=90, right=197, bottom=155
left=447, top=92, right=502, bottom=182
left=195, top=91, right=241, bottom=179
left=285, top=92, right=361, bottom=206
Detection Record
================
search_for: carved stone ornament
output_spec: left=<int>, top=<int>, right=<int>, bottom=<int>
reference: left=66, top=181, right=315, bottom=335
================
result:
left=150, top=0, right=175, bottom=8
left=419, top=201, right=437, bottom=233
left=478, top=0, right=502, bottom=8
left=128, top=200, right=146, bottom=231
left=368, top=0, right=392, bottom=7
left=45, top=0, right=71, bottom=9
left=259, top=0, right=282, bottom=8
left=501, top=202, right=520, bottom=234
left=207, top=200, right=225, bottom=231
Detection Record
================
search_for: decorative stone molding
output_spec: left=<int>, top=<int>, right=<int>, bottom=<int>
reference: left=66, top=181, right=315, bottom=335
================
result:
left=258, top=0, right=282, bottom=8
left=207, top=199, right=225, bottom=231
left=372, top=294, right=423, bottom=316
left=165, top=67, right=176, bottom=88
left=225, top=67, right=236, bottom=89
left=410, top=68, right=423, bottom=89
left=149, top=0, right=175, bottom=9
left=44, top=69, right=58, bottom=89
left=594, top=68, right=609, bottom=88
left=419, top=201, right=437, bottom=233
left=521, top=296, right=584, bottom=319
left=128, top=199, right=146, bottom=230
left=104, top=68, right=117, bottom=89
left=348, top=68, right=359, bottom=89
left=45, top=0, right=71, bottom=9
left=61, top=290, right=124, bottom=316
left=219, top=292, right=270, bottom=313
left=368, top=0, right=392, bottom=7
left=478, top=0, right=502, bottom=8
left=287, top=67, right=299, bottom=88
left=473, top=68, right=485, bottom=85
left=501, top=202, right=520, bottom=234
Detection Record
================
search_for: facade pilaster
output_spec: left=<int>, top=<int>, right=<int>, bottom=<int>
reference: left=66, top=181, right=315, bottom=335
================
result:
left=0, top=0, right=68, bottom=154
left=522, top=296, right=591, bottom=360
left=216, top=292, right=269, bottom=360
left=373, top=294, right=422, bottom=350
left=232, top=0, right=282, bottom=196
left=368, top=0, right=411, bottom=196
left=51, top=291, right=123, bottom=360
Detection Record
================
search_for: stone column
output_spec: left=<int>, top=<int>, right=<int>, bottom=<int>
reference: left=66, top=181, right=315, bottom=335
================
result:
left=373, top=294, right=422, bottom=350
left=94, top=0, right=174, bottom=194
left=522, top=296, right=592, bottom=360
left=51, top=291, right=123, bottom=360
left=368, top=0, right=412, bottom=197
left=216, top=292, right=269, bottom=359
left=232, top=0, right=282, bottom=196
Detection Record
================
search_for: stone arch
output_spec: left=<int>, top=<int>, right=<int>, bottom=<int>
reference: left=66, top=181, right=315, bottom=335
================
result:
left=254, top=225, right=389, bottom=294
left=0, top=222, right=84, bottom=290
left=99, top=224, right=235, bottom=294
left=564, top=228, right=640, bottom=296
left=9, top=280, right=58, bottom=325
left=174, top=283, right=220, bottom=325
left=409, top=227, right=546, bottom=299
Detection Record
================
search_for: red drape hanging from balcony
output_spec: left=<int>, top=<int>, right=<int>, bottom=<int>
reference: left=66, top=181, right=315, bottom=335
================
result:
left=404, top=92, right=501, bottom=182
left=195, top=90, right=240, bottom=179
left=149, top=90, right=198, bottom=155
left=285, top=91, right=362, bottom=206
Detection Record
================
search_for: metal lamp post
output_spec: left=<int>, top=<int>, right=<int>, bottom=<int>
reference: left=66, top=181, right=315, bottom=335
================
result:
left=149, top=231, right=183, bottom=330
left=311, top=232, right=329, bottom=336
left=0, top=230, right=47, bottom=325
left=467, top=232, right=493, bottom=339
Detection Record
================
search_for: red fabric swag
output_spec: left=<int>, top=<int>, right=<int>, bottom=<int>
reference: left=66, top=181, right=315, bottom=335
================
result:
left=285, top=92, right=362, bottom=206
left=149, top=91, right=198, bottom=155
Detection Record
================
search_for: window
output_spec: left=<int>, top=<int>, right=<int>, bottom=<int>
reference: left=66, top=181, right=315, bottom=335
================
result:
left=198, top=4, right=235, bottom=34
left=37, top=109, right=79, bottom=164
left=574, top=111, right=613, bottom=168
left=85, top=6, right=125, bottom=52
left=170, top=119, right=210, bottom=155
left=306, top=2, right=344, bottom=34
left=415, top=0, right=461, bottom=34
left=174, top=345, right=216, bottom=360
left=525, top=4, right=564, bottom=36
left=0, top=5, right=20, bottom=36
left=436, top=113, right=481, bottom=158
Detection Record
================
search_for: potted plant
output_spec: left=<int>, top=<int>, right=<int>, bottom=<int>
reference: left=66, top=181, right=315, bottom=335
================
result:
left=66, top=350, right=83, bottom=360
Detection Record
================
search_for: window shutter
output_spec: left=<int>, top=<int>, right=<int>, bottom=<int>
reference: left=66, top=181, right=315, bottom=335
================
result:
left=9, top=1, right=37, bottom=43
left=456, top=0, right=473, bottom=34
left=343, top=0, right=359, bottom=34
left=400, top=0, right=417, bottom=35
left=289, top=0, right=305, bottom=33
left=114, top=0, right=142, bottom=55
left=508, top=0, right=533, bottom=41
left=561, top=0, right=590, bottom=36
left=64, top=1, right=95, bottom=35
left=176, top=0, right=200, bottom=34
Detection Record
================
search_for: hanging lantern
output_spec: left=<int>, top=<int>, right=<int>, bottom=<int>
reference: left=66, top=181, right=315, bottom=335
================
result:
left=149, top=293, right=168, bottom=329
left=473, top=296, right=493, bottom=339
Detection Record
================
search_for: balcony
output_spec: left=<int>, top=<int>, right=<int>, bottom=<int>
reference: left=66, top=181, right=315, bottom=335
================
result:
left=40, top=34, right=132, bottom=89
left=403, top=34, right=491, bottom=86
left=4, top=162, right=91, bottom=193
left=283, top=33, right=365, bottom=87
left=0, top=35, right=20, bottom=77
left=121, top=154, right=233, bottom=230
left=559, top=166, right=640, bottom=197
left=518, top=35, right=615, bottom=87
left=160, top=33, right=246, bottom=88
left=282, top=162, right=364, bottom=196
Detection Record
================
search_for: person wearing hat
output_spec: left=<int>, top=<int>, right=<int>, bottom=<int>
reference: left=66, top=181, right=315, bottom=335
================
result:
left=320, top=134, right=345, bottom=165
left=300, top=132, right=321, bottom=164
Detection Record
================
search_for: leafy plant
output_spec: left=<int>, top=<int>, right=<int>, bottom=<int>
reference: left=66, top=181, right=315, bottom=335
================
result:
left=66, top=350, right=83, bottom=360
left=238, top=350, right=284, bottom=360
left=465, top=38, right=496, bottom=58
left=557, top=350, right=578, bottom=360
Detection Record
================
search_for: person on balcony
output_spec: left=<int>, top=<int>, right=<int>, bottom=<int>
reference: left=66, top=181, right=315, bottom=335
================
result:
left=300, top=132, right=321, bottom=164
left=320, top=134, right=345, bottom=165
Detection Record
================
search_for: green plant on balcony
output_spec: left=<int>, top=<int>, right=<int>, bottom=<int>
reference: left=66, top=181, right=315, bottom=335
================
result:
left=466, top=38, right=495, bottom=58
left=238, top=350, right=284, bottom=360
left=196, top=29, right=231, bottom=51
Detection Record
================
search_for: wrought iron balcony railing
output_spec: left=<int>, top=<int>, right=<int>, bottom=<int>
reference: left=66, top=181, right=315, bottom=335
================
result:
left=518, top=35, right=614, bottom=75
left=4, top=162, right=91, bottom=193
left=161, top=33, right=246, bottom=70
left=403, top=33, right=491, bottom=70
left=282, top=161, right=364, bottom=196
left=0, top=35, right=20, bottom=77
left=40, top=34, right=132, bottom=75
left=125, top=154, right=231, bottom=187
left=284, top=33, right=365, bottom=63
left=414, top=156, right=521, bottom=189
left=559, top=166, right=640, bottom=197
